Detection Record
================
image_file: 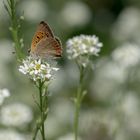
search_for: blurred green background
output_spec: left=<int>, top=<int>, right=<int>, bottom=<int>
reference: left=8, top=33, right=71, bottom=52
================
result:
left=0, top=0, right=140, bottom=140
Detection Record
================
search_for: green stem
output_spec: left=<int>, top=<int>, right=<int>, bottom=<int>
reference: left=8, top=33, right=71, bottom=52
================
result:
left=11, top=29, right=24, bottom=60
left=39, top=81, right=46, bottom=140
left=4, top=0, right=24, bottom=61
left=10, top=0, right=24, bottom=60
left=33, top=81, right=49, bottom=140
left=33, top=126, right=39, bottom=140
left=74, top=66, right=84, bottom=140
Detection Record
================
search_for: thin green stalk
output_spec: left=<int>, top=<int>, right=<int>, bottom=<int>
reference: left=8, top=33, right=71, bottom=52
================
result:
left=33, top=81, right=49, bottom=140
left=11, top=29, right=23, bottom=60
left=4, top=0, right=24, bottom=60
left=33, top=126, right=39, bottom=140
left=39, top=81, right=46, bottom=140
left=74, top=66, right=84, bottom=140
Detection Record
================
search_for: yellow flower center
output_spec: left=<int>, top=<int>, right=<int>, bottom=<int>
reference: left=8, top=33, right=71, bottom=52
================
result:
left=36, top=64, right=41, bottom=70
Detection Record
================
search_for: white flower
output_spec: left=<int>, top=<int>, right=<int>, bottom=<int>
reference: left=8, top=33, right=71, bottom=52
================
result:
left=91, top=58, right=127, bottom=101
left=66, top=35, right=103, bottom=67
left=0, top=129, right=25, bottom=140
left=0, top=103, right=33, bottom=127
left=112, top=7, right=140, bottom=43
left=80, top=110, right=119, bottom=137
left=112, top=43, right=140, bottom=68
left=19, top=56, right=59, bottom=82
left=18, top=0, right=47, bottom=22
left=119, top=92, right=139, bottom=118
left=0, top=88, right=10, bottom=105
left=61, top=1, right=91, bottom=27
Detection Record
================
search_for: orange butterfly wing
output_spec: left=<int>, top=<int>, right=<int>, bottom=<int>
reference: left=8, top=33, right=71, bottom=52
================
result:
left=30, top=21, right=62, bottom=58
left=35, top=37, right=62, bottom=58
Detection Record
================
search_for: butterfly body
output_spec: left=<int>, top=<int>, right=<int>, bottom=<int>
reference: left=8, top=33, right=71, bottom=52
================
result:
left=30, top=21, right=62, bottom=58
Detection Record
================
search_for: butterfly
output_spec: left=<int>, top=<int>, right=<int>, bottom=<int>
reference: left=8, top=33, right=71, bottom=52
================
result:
left=30, top=21, right=62, bottom=58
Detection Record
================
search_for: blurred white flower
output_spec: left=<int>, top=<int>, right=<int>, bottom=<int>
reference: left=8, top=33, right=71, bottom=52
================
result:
left=19, top=0, right=47, bottom=22
left=0, top=103, right=33, bottom=127
left=0, top=129, right=25, bottom=140
left=91, top=58, right=126, bottom=101
left=19, top=56, right=59, bottom=82
left=61, top=1, right=91, bottom=27
left=112, top=43, right=140, bottom=68
left=66, top=35, right=103, bottom=67
left=121, top=93, right=140, bottom=134
left=57, top=133, right=81, bottom=140
left=112, top=7, right=140, bottom=43
left=0, top=88, right=10, bottom=105
left=111, top=91, right=140, bottom=136
left=80, top=110, right=119, bottom=137
left=120, top=92, right=139, bottom=117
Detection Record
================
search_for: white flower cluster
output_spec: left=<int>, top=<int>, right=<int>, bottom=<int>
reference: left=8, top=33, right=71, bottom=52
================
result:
left=19, top=56, right=59, bottom=82
left=0, top=103, right=33, bottom=127
left=0, top=129, right=25, bottom=140
left=66, top=35, right=103, bottom=67
left=0, top=88, right=10, bottom=105
left=112, top=43, right=140, bottom=68
left=61, top=1, right=91, bottom=27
